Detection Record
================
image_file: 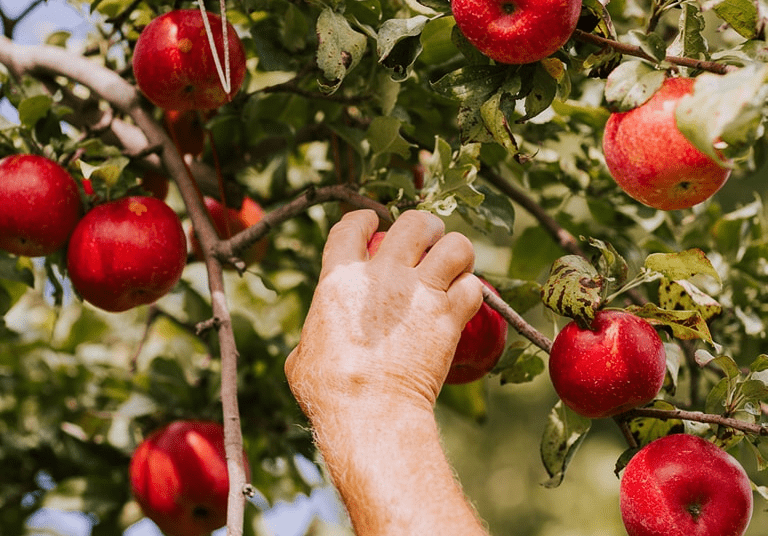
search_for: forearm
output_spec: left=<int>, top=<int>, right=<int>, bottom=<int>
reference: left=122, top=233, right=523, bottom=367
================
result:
left=310, top=396, right=489, bottom=536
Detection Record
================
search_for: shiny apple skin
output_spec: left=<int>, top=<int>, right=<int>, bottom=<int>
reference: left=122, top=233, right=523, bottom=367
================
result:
left=0, top=154, right=82, bottom=257
left=66, top=196, right=187, bottom=312
left=602, top=77, right=731, bottom=211
left=548, top=309, right=666, bottom=419
left=620, top=433, right=753, bottom=536
left=133, top=10, right=246, bottom=111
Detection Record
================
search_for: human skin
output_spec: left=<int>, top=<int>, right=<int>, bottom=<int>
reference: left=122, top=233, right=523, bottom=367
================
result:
left=284, top=209, right=489, bottom=535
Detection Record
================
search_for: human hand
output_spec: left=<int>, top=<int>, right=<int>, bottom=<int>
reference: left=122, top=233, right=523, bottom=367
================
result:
left=285, top=209, right=483, bottom=414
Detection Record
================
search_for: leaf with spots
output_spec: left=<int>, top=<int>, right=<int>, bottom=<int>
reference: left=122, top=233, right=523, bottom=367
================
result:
left=541, top=255, right=604, bottom=327
left=626, top=302, right=715, bottom=345
left=540, top=401, right=591, bottom=488
left=316, top=8, right=368, bottom=95
left=628, top=400, right=684, bottom=448
left=658, top=278, right=722, bottom=322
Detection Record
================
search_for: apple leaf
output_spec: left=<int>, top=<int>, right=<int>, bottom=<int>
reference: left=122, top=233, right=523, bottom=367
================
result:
left=658, top=278, right=722, bottom=323
left=541, top=255, right=604, bottom=327
left=480, top=90, right=518, bottom=153
left=0, top=252, right=34, bottom=287
left=628, top=400, right=684, bottom=447
left=316, top=8, right=368, bottom=94
left=519, top=63, right=558, bottom=123
left=540, top=401, right=591, bottom=488
left=467, top=185, right=516, bottom=233
left=377, top=16, right=428, bottom=81
left=77, top=156, right=130, bottom=187
left=676, top=63, right=768, bottom=163
left=604, top=60, right=667, bottom=112
left=585, top=236, right=629, bottom=292
left=644, top=248, right=721, bottom=284
left=626, top=302, right=715, bottom=345
left=707, top=0, right=760, bottom=39
left=366, top=116, right=414, bottom=159
left=493, top=341, right=545, bottom=384
left=668, top=2, right=708, bottom=61
left=17, top=94, right=53, bottom=128
left=419, top=17, right=460, bottom=66
left=627, top=30, right=667, bottom=64
left=750, top=354, right=768, bottom=373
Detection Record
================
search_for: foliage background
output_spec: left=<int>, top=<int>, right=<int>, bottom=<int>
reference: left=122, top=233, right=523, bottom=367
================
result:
left=3, top=0, right=768, bottom=535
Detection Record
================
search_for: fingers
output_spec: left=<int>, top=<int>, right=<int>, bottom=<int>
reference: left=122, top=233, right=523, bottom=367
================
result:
left=417, top=231, right=475, bottom=291
left=370, top=210, right=445, bottom=267
left=321, top=210, right=379, bottom=277
left=445, top=272, right=484, bottom=328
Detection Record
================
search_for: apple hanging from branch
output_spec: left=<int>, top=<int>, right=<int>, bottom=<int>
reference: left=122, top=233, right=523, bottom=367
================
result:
left=620, top=433, right=753, bottom=536
left=66, top=196, right=187, bottom=312
left=129, top=420, right=251, bottom=536
left=450, top=0, right=582, bottom=64
left=0, top=154, right=82, bottom=257
left=132, top=9, right=246, bottom=111
left=602, top=76, right=731, bottom=211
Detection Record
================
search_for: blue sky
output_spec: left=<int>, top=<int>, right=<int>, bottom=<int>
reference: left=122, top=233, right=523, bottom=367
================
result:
left=4, top=1, right=349, bottom=535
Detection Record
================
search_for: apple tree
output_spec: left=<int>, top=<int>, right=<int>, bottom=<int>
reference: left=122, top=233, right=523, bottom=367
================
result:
left=2, top=0, right=768, bottom=535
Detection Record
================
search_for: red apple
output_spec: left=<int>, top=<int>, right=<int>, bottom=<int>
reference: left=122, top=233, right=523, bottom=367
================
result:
left=189, top=196, right=268, bottom=266
left=66, top=196, right=187, bottom=312
left=130, top=420, right=250, bottom=536
left=603, top=77, right=731, bottom=211
left=164, top=109, right=209, bottom=157
left=0, top=154, right=82, bottom=257
left=133, top=10, right=246, bottom=111
left=367, top=231, right=507, bottom=384
left=620, top=433, right=753, bottom=536
left=138, top=170, right=170, bottom=201
left=451, top=0, right=582, bottom=64
left=548, top=309, right=666, bottom=418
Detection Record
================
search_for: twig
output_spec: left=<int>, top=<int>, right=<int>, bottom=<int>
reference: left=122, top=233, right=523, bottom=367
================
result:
left=482, top=285, right=553, bottom=353
left=625, top=407, right=768, bottom=436
left=572, top=29, right=736, bottom=75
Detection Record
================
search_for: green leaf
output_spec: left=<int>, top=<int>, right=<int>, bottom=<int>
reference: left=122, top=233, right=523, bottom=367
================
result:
left=644, top=248, right=721, bottom=284
left=750, top=354, right=768, bottom=373
left=520, top=63, right=558, bottom=122
left=315, top=8, right=367, bottom=94
left=541, top=255, right=604, bottom=326
left=419, top=17, right=460, bottom=66
left=77, top=156, right=130, bottom=187
left=480, top=90, right=517, bottom=153
left=676, top=64, right=768, bottom=162
left=586, top=237, right=629, bottom=291
left=366, top=116, right=414, bottom=159
left=628, top=30, right=667, bottom=64
left=710, top=0, right=759, bottom=39
left=377, top=16, right=429, bottom=80
left=628, top=400, right=684, bottom=446
left=18, top=94, right=53, bottom=128
left=495, top=344, right=545, bottom=385
left=604, top=61, right=666, bottom=112
left=668, top=2, right=708, bottom=61
left=540, top=401, right=591, bottom=488
left=0, top=252, right=34, bottom=286
left=627, top=302, right=714, bottom=345
left=471, top=185, right=516, bottom=233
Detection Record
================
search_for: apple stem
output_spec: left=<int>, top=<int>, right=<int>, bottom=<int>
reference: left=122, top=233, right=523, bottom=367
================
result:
left=198, top=0, right=231, bottom=95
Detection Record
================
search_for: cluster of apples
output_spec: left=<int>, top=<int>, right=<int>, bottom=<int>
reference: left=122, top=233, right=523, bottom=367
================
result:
left=547, top=309, right=753, bottom=535
left=0, top=9, right=268, bottom=316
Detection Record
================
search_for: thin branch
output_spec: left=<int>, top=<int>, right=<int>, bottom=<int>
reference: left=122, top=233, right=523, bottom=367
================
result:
left=218, top=184, right=394, bottom=264
left=0, top=35, right=248, bottom=536
left=625, top=407, right=768, bottom=436
left=572, top=29, right=736, bottom=75
left=482, top=285, right=553, bottom=353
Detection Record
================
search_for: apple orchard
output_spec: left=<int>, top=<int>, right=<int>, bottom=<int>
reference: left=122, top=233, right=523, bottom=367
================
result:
left=4, top=0, right=768, bottom=534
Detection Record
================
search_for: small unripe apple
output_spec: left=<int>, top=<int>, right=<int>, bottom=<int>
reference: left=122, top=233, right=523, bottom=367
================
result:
left=0, top=154, right=82, bottom=257
left=66, top=196, right=187, bottom=312
left=189, top=196, right=268, bottom=266
left=548, top=309, right=666, bottom=419
left=602, top=77, right=731, bottom=211
left=367, top=231, right=507, bottom=384
left=130, top=420, right=250, bottom=536
left=133, top=10, right=246, bottom=111
left=620, top=433, right=753, bottom=536
left=451, top=0, right=582, bottom=64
